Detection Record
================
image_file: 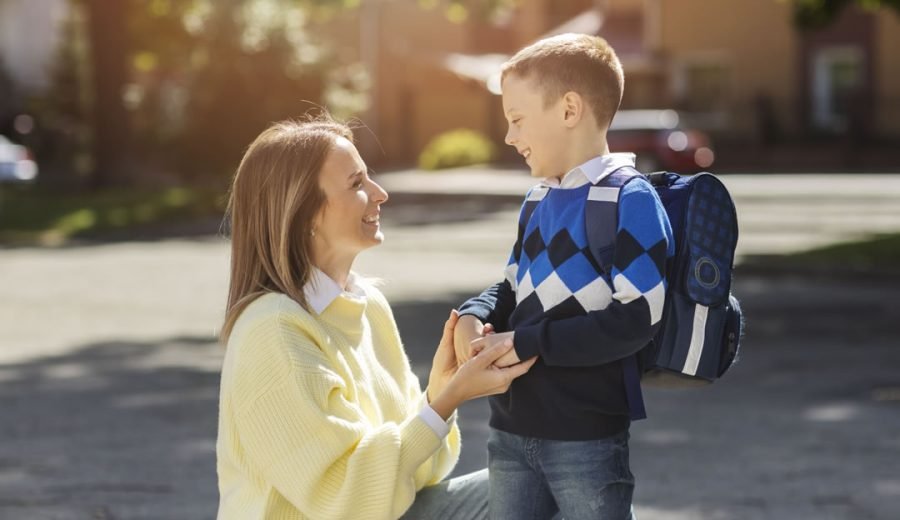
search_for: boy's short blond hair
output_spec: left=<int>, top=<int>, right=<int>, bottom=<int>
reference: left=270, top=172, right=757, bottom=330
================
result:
left=501, top=33, right=624, bottom=129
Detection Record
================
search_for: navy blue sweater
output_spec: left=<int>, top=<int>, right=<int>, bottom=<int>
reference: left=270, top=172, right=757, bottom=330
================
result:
left=460, top=168, right=674, bottom=440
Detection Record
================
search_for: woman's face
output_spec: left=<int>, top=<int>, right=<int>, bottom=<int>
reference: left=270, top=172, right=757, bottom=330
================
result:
left=313, top=137, right=389, bottom=260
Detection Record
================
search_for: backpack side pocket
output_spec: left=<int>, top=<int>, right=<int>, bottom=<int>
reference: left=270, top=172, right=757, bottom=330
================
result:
left=718, top=294, right=744, bottom=377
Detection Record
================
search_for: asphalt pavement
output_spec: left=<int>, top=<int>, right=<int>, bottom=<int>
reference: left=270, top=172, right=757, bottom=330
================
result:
left=1, top=168, right=899, bottom=519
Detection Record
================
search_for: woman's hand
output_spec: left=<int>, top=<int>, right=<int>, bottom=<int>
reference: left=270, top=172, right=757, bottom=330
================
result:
left=470, top=331, right=521, bottom=368
left=428, top=310, right=536, bottom=420
left=453, top=315, right=493, bottom=366
left=428, top=310, right=463, bottom=404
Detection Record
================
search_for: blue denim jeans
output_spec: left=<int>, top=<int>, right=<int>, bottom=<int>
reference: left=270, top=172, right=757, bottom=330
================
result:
left=400, top=468, right=489, bottom=520
left=488, top=428, right=636, bottom=520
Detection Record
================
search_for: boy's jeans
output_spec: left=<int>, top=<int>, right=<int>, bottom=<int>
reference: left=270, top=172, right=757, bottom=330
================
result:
left=488, top=427, right=636, bottom=520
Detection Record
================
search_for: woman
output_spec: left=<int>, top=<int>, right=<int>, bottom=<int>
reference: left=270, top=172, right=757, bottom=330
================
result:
left=216, top=115, right=536, bottom=520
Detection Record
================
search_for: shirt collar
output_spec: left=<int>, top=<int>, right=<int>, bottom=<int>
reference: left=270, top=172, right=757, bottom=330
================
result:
left=304, top=267, right=366, bottom=315
left=541, top=152, right=636, bottom=189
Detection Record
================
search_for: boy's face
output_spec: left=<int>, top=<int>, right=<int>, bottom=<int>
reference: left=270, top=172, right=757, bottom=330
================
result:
left=502, top=73, right=569, bottom=179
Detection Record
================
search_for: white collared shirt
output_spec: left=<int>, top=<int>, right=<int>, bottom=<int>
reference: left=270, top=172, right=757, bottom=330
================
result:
left=303, top=267, right=452, bottom=439
left=303, top=267, right=367, bottom=315
left=541, top=152, right=637, bottom=189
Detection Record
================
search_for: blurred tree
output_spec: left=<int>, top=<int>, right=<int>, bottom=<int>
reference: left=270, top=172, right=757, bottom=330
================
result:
left=71, top=0, right=350, bottom=185
left=792, top=0, right=900, bottom=29
left=62, top=0, right=515, bottom=187
left=0, top=55, right=16, bottom=133
left=34, top=4, right=94, bottom=185
left=174, top=0, right=328, bottom=178
left=418, top=0, right=518, bottom=23
left=81, top=0, right=133, bottom=188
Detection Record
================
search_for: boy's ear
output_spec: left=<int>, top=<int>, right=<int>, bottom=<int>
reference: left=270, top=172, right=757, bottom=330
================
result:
left=562, top=91, right=584, bottom=128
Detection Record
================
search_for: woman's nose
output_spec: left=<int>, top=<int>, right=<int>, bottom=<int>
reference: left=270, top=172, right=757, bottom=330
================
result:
left=370, top=179, right=389, bottom=204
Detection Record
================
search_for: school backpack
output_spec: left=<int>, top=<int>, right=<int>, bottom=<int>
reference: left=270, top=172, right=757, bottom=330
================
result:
left=585, top=168, right=744, bottom=388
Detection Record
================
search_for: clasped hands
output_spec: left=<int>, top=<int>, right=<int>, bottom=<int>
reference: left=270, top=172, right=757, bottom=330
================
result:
left=427, top=310, right=536, bottom=420
left=452, top=315, right=534, bottom=369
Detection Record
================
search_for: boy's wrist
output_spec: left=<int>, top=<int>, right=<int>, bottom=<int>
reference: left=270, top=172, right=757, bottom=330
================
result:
left=456, top=314, right=483, bottom=331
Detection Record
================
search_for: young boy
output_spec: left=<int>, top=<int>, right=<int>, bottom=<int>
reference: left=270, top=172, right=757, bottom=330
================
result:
left=455, top=34, right=674, bottom=519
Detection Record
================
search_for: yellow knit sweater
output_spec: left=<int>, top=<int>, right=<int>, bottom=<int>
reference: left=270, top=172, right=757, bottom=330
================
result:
left=216, top=286, right=461, bottom=520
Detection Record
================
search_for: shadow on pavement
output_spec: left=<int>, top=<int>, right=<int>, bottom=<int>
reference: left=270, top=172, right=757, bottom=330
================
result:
left=0, top=336, right=221, bottom=520
left=2, top=277, right=898, bottom=519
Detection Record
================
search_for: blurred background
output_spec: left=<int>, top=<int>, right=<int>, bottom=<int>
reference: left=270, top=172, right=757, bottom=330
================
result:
left=1, top=1, right=899, bottom=519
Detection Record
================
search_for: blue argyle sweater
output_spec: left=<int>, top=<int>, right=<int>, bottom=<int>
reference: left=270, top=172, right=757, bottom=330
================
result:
left=460, top=165, right=675, bottom=440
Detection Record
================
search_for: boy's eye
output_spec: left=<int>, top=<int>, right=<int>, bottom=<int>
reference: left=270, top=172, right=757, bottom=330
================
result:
left=511, top=118, right=522, bottom=125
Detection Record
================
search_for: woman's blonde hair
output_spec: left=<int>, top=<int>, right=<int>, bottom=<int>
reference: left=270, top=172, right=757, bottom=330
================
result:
left=221, top=115, right=353, bottom=342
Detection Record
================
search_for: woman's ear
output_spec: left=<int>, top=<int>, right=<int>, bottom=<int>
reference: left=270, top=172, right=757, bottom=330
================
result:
left=562, top=91, right=584, bottom=128
left=309, top=204, right=325, bottom=242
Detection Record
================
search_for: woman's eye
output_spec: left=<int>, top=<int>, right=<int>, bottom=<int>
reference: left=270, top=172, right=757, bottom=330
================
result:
left=512, top=118, right=522, bottom=125
left=352, top=179, right=364, bottom=189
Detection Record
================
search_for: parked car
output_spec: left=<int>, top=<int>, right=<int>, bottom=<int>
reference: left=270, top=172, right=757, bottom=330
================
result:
left=0, top=135, right=38, bottom=184
left=608, top=109, right=715, bottom=173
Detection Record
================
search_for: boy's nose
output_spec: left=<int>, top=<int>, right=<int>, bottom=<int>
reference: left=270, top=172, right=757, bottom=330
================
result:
left=504, top=128, right=517, bottom=146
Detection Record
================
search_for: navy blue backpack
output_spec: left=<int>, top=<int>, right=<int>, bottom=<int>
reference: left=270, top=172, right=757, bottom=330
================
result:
left=586, top=169, right=744, bottom=388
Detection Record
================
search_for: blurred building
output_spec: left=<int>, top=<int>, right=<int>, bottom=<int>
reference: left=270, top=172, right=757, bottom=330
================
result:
left=653, top=0, right=900, bottom=146
left=329, top=0, right=615, bottom=164
left=334, top=0, right=900, bottom=166
left=2, top=0, right=897, bottom=169
left=0, top=0, right=68, bottom=92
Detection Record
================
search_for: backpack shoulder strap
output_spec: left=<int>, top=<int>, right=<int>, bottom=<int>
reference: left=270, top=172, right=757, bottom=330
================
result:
left=584, top=166, right=644, bottom=274
left=584, top=166, right=649, bottom=421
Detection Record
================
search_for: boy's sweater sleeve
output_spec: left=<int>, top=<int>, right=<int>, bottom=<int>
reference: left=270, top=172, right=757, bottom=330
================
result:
left=513, top=179, right=674, bottom=366
left=457, top=280, right=516, bottom=331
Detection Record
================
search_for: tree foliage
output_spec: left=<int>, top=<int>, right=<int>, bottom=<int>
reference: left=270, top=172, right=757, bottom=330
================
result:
left=62, top=0, right=363, bottom=185
left=56, top=0, right=518, bottom=186
left=792, top=0, right=900, bottom=29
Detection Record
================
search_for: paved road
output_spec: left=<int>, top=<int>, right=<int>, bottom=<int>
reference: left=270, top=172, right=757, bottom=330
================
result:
left=1, top=172, right=899, bottom=519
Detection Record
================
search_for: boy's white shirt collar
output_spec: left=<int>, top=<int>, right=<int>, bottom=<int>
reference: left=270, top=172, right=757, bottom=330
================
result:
left=304, top=267, right=366, bottom=315
left=541, top=152, right=636, bottom=189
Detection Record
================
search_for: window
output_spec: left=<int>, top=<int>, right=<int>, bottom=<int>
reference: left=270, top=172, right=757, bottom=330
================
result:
left=673, top=53, right=732, bottom=113
left=811, top=45, right=865, bottom=132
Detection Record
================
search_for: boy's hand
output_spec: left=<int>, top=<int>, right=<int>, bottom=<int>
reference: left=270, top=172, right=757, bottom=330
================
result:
left=470, top=331, right=529, bottom=368
left=453, top=315, right=492, bottom=366
left=493, top=345, right=523, bottom=368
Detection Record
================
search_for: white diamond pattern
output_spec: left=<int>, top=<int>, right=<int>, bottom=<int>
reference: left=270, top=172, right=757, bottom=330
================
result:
left=532, top=271, right=570, bottom=311
left=516, top=270, right=535, bottom=304
left=644, top=280, right=666, bottom=325
left=572, top=277, right=614, bottom=312
left=504, top=262, right=518, bottom=291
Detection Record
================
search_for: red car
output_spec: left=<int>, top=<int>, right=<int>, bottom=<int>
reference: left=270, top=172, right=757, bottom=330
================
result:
left=608, top=110, right=715, bottom=173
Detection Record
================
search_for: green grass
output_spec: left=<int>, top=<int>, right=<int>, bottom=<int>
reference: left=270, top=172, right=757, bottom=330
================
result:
left=748, top=232, right=900, bottom=274
left=792, top=233, right=900, bottom=270
left=0, top=185, right=227, bottom=244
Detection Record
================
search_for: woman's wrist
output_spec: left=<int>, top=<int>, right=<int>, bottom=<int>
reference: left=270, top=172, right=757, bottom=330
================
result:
left=428, top=382, right=460, bottom=421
